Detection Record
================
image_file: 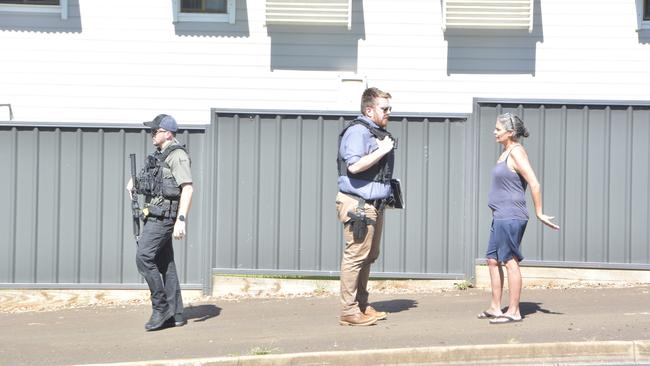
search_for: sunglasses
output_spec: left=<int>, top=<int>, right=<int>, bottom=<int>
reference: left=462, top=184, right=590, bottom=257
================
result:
left=151, top=129, right=167, bottom=136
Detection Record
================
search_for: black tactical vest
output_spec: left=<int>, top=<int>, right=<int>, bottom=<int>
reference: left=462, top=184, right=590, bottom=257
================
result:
left=136, top=144, right=187, bottom=200
left=337, top=119, right=394, bottom=183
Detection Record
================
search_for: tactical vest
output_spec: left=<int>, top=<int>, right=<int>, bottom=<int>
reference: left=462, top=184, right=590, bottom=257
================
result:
left=337, top=119, right=394, bottom=183
left=136, top=144, right=187, bottom=200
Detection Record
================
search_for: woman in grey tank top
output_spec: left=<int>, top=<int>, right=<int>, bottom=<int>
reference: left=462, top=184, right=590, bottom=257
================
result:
left=478, top=113, right=560, bottom=324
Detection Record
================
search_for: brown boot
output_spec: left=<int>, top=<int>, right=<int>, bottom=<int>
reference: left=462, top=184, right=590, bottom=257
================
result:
left=339, top=312, right=378, bottom=326
left=362, top=305, right=387, bottom=320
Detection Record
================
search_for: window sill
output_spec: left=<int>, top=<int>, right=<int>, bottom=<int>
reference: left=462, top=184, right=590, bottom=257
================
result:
left=172, top=0, right=236, bottom=24
left=0, top=2, right=66, bottom=19
left=176, top=13, right=234, bottom=23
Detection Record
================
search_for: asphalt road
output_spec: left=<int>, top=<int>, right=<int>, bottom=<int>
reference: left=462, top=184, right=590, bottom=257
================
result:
left=1, top=286, right=649, bottom=365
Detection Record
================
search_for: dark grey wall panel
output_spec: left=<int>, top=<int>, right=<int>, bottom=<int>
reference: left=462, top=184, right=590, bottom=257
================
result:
left=630, top=109, right=650, bottom=264
left=14, top=129, right=38, bottom=282
left=474, top=101, right=650, bottom=266
left=179, top=130, right=207, bottom=287
left=206, top=111, right=469, bottom=279
left=0, top=128, right=16, bottom=282
left=0, top=124, right=207, bottom=288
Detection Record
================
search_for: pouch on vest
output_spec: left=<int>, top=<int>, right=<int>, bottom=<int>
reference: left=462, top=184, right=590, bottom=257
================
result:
left=142, top=200, right=178, bottom=218
left=142, top=204, right=165, bottom=218
left=136, top=144, right=186, bottom=200
left=161, top=176, right=181, bottom=199
left=135, top=155, right=159, bottom=196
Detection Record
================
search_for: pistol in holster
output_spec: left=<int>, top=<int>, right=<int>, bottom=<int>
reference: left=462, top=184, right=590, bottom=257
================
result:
left=346, top=205, right=375, bottom=242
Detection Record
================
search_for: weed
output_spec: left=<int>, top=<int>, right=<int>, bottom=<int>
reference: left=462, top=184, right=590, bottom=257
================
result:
left=313, top=281, right=330, bottom=295
left=250, top=346, right=280, bottom=355
left=454, top=280, right=473, bottom=291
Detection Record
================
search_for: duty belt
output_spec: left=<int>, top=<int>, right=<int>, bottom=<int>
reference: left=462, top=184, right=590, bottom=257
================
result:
left=341, top=192, right=387, bottom=210
left=143, top=199, right=179, bottom=219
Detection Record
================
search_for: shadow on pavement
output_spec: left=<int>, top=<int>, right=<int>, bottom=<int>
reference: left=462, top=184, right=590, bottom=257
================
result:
left=184, top=304, right=222, bottom=322
left=520, top=302, right=563, bottom=318
left=371, top=299, right=418, bottom=313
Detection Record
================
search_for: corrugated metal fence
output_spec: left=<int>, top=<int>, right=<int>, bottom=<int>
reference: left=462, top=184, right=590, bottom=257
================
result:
left=0, top=124, right=208, bottom=289
left=2, top=101, right=650, bottom=292
left=204, top=111, right=469, bottom=282
left=472, top=100, right=650, bottom=269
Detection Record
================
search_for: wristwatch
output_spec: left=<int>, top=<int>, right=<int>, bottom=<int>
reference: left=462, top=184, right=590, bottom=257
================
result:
left=178, top=214, right=185, bottom=222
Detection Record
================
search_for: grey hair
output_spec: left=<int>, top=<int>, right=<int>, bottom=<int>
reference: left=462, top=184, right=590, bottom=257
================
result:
left=497, top=113, right=529, bottom=140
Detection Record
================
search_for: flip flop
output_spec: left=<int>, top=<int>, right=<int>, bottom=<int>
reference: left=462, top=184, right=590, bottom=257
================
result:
left=489, top=314, right=522, bottom=324
left=477, top=311, right=500, bottom=319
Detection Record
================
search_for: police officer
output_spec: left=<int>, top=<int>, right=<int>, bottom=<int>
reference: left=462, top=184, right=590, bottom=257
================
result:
left=126, top=114, right=193, bottom=331
left=336, top=87, right=396, bottom=326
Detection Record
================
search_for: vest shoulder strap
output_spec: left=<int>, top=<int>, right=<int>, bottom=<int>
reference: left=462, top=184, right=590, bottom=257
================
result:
left=341, top=118, right=390, bottom=140
left=156, top=144, right=187, bottom=167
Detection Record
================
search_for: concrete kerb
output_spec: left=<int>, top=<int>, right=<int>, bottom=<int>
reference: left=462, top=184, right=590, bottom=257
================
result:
left=474, top=265, right=650, bottom=289
left=76, top=340, right=650, bottom=366
left=212, top=270, right=650, bottom=299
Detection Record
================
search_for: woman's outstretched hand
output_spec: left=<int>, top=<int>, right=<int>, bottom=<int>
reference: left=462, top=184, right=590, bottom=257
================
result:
left=537, top=214, right=560, bottom=230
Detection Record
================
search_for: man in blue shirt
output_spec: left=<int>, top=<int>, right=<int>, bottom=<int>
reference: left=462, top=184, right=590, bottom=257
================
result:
left=336, top=87, right=396, bottom=326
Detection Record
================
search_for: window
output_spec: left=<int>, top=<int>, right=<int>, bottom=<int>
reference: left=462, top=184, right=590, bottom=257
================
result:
left=0, top=0, right=67, bottom=19
left=645, top=0, right=650, bottom=20
left=182, top=0, right=226, bottom=14
left=173, top=0, right=236, bottom=24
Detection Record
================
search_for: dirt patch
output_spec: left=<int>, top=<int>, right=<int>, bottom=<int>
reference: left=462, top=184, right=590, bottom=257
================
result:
left=0, top=290, right=153, bottom=313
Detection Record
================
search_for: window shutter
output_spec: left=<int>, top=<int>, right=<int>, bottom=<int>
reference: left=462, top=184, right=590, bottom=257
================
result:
left=266, top=0, right=352, bottom=29
left=442, top=0, right=534, bottom=33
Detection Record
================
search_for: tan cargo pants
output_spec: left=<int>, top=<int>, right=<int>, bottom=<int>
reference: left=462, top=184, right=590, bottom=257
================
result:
left=336, top=192, right=384, bottom=316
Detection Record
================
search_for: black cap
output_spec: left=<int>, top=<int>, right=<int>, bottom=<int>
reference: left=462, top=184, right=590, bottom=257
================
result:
left=143, top=114, right=178, bottom=132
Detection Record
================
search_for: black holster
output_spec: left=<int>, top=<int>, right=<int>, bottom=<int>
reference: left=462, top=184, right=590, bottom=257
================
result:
left=346, top=199, right=375, bottom=242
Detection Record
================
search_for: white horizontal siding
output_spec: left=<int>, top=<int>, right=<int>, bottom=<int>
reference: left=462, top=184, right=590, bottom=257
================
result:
left=0, top=0, right=649, bottom=124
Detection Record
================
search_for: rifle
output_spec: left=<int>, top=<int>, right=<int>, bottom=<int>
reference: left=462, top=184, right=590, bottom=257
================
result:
left=129, top=154, right=141, bottom=244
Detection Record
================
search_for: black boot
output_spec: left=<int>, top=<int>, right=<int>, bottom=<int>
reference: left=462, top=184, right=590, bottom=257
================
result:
left=174, top=314, right=187, bottom=327
left=145, top=308, right=174, bottom=331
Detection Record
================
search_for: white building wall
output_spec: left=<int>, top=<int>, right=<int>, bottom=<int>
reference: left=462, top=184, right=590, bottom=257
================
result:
left=1, top=0, right=649, bottom=125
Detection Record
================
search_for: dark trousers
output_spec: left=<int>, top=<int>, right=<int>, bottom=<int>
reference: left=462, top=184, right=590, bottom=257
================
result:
left=136, top=217, right=183, bottom=315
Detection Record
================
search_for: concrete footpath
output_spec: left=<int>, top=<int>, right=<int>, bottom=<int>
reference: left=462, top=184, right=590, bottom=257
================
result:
left=1, top=285, right=650, bottom=366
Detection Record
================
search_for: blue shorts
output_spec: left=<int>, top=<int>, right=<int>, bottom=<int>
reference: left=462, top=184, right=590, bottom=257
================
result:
left=486, top=219, right=527, bottom=263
